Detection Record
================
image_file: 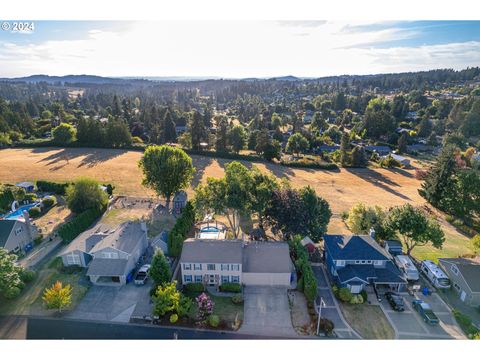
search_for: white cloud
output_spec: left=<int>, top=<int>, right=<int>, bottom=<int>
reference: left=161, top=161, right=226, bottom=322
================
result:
left=0, top=21, right=478, bottom=77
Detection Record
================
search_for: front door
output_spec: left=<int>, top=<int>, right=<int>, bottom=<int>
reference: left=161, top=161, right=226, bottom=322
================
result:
left=208, top=274, right=216, bottom=285
left=460, top=290, right=467, bottom=302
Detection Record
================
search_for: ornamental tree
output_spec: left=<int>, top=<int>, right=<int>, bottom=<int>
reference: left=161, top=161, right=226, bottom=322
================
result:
left=42, top=281, right=73, bottom=313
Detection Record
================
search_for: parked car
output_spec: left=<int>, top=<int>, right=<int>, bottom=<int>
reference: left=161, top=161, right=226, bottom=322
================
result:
left=385, top=292, right=405, bottom=311
left=412, top=299, right=439, bottom=325
left=134, top=264, right=151, bottom=285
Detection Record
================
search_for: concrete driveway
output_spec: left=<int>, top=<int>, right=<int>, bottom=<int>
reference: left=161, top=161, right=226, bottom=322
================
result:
left=239, top=286, right=297, bottom=338
left=66, top=282, right=152, bottom=323
left=312, top=265, right=360, bottom=339
left=380, top=291, right=465, bottom=339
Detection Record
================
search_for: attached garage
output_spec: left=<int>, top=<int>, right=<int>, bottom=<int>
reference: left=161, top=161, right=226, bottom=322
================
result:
left=242, top=242, right=293, bottom=287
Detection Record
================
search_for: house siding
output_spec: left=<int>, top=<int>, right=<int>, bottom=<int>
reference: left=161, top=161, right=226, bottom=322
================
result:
left=3, top=221, right=36, bottom=253
left=440, top=261, right=480, bottom=306
left=180, top=262, right=242, bottom=285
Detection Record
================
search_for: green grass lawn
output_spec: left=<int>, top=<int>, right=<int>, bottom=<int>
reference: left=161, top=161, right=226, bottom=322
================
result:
left=0, top=257, right=89, bottom=316
left=411, top=226, right=474, bottom=263
left=340, top=303, right=395, bottom=339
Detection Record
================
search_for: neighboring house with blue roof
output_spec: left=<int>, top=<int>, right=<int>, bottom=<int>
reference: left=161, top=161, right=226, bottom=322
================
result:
left=323, top=234, right=406, bottom=294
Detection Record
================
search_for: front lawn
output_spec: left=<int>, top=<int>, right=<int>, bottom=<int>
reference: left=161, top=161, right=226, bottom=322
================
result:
left=0, top=257, right=89, bottom=316
left=183, top=289, right=243, bottom=330
left=340, top=303, right=395, bottom=339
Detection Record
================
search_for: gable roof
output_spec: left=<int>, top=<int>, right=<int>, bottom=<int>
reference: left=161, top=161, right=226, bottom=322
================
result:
left=89, top=222, right=146, bottom=255
left=323, top=234, right=390, bottom=261
left=180, top=239, right=243, bottom=264
left=243, top=241, right=292, bottom=273
left=337, top=262, right=405, bottom=285
left=60, top=223, right=112, bottom=256
left=86, top=258, right=129, bottom=277
left=438, top=258, right=480, bottom=293
left=0, top=219, right=16, bottom=247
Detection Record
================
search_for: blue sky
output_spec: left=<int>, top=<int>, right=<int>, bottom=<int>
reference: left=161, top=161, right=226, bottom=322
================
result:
left=0, top=20, right=479, bottom=77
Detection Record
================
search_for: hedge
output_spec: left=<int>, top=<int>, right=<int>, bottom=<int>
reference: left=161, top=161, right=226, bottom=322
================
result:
left=58, top=207, right=103, bottom=243
left=36, top=180, right=72, bottom=195
left=219, top=282, right=242, bottom=293
left=184, top=282, right=204, bottom=293
left=289, top=236, right=318, bottom=303
left=280, top=159, right=338, bottom=170
left=168, top=202, right=195, bottom=257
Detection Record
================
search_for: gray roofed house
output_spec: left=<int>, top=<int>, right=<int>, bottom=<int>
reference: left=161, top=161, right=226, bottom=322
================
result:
left=438, top=257, right=480, bottom=306
left=61, top=221, right=148, bottom=286
left=0, top=218, right=38, bottom=253
left=180, top=239, right=293, bottom=287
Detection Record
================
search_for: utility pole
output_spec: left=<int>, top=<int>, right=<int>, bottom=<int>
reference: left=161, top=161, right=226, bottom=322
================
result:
left=316, top=297, right=326, bottom=336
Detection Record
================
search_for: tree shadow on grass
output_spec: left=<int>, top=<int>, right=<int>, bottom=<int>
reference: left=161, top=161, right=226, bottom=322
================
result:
left=345, top=167, right=412, bottom=201
left=191, top=156, right=214, bottom=188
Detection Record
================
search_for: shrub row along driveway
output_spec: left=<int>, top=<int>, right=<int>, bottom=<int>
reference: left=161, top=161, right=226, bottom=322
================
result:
left=239, top=286, right=297, bottom=338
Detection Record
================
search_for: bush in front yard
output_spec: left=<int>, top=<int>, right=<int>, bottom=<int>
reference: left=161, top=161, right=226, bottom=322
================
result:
left=219, top=282, right=241, bottom=293
left=34, top=236, right=43, bottom=246
left=185, top=283, right=204, bottom=293
left=319, top=318, right=335, bottom=336
left=20, top=269, right=36, bottom=283
left=169, top=314, right=178, bottom=324
left=3, top=286, right=21, bottom=299
left=231, top=294, right=244, bottom=304
left=360, top=290, right=368, bottom=302
left=349, top=294, right=364, bottom=304
left=208, top=314, right=220, bottom=328
left=338, top=287, right=353, bottom=303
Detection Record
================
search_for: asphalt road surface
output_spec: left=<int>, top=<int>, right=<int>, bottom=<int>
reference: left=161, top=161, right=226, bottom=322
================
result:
left=0, top=316, right=294, bottom=340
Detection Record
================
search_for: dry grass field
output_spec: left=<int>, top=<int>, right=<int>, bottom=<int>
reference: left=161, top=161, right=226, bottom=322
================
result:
left=0, top=147, right=473, bottom=260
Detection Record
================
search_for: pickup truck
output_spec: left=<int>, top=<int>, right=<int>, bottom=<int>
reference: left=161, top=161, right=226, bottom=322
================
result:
left=134, top=264, right=151, bottom=285
left=412, top=299, right=439, bottom=325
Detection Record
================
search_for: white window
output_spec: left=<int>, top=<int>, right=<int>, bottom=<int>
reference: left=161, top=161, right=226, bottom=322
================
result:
left=451, top=265, right=459, bottom=275
left=102, top=252, right=118, bottom=259
left=366, top=260, right=372, bottom=264
left=183, top=263, right=192, bottom=270
left=374, top=260, right=383, bottom=266
left=221, top=264, right=230, bottom=271
left=207, top=264, right=215, bottom=271
left=184, top=275, right=192, bottom=283
left=193, top=263, right=202, bottom=270
left=66, top=253, right=81, bottom=265
left=336, top=260, right=345, bottom=266
left=194, top=275, right=202, bottom=283
left=15, top=227, right=23, bottom=236
left=355, top=260, right=361, bottom=264
left=231, top=276, right=240, bottom=283
left=231, top=264, right=240, bottom=271
left=221, top=275, right=229, bottom=283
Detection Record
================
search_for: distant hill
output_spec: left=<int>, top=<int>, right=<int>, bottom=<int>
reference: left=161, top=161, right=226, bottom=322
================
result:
left=0, top=74, right=134, bottom=85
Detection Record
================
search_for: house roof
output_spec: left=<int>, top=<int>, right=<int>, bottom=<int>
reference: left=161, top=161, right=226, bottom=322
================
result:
left=180, top=239, right=293, bottom=274
left=180, top=239, right=243, bottom=264
left=323, top=234, right=390, bottom=261
left=60, top=223, right=112, bottom=255
left=86, top=258, right=129, bottom=277
left=438, top=258, right=480, bottom=293
left=337, top=262, right=405, bottom=285
left=89, top=222, right=146, bottom=255
left=242, top=241, right=292, bottom=273
left=0, top=219, right=16, bottom=247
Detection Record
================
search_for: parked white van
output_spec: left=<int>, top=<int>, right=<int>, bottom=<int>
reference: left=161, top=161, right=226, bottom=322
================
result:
left=420, top=260, right=451, bottom=289
left=395, top=255, right=419, bottom=281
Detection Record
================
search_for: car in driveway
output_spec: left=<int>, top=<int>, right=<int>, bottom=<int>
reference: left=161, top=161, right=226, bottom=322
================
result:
left=385, top=292, right=405, bottom=311
left=412, top=299, right=439, bottom=325
left=134, top=264, right=151, bottom=285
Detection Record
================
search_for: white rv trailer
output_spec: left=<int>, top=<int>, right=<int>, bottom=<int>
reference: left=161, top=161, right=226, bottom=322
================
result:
left=395, top=255, right=419, bottom=281
left=420, top=260, right=451, bottom=289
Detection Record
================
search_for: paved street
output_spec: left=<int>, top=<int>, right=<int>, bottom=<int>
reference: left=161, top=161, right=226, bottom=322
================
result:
left=312, top=264, right=360, bottom=339
left=239, top=286, right=298, bottom=338
left=0, top=316, right=283, bottom=340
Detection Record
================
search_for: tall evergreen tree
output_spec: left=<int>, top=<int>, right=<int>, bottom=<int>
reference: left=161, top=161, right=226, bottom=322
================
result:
left=419, top=145, right=457, bottom=208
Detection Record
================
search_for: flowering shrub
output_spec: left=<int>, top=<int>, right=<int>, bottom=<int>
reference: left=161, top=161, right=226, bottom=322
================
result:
left=196, top=292, right=214, bottom=320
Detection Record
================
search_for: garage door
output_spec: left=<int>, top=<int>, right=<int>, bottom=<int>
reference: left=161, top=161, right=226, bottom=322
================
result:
left=242, top=272, right=291, bottom=286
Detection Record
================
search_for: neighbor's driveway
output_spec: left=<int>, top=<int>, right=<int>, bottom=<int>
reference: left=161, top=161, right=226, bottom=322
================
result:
left=312, top=264, right=360, bottom=339
left=380, top=290, right=465, bottom=339
left=239, top=286, right=297, bottom=338
left=66, top=282, right=152, bottom=323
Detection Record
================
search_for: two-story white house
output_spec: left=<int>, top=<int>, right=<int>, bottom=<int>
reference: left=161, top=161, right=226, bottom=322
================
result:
left=179, top=239, right=293, bottom=287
